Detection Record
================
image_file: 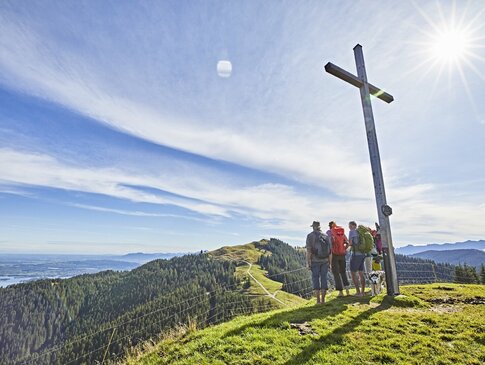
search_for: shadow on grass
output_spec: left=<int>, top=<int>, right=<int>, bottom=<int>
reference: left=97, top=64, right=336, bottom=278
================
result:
left=222, top=294, right=393, bottom=365
left=283, top=299, right=392, bottom=365
left=223, top=295, right=371, bottom=339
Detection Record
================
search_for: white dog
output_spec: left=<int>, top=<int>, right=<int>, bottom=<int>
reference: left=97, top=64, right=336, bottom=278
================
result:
left=369, top=271, right=385, bottom=296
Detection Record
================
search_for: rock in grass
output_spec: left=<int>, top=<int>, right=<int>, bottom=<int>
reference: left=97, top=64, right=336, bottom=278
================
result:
left=290, top=322, right=317, bottom=336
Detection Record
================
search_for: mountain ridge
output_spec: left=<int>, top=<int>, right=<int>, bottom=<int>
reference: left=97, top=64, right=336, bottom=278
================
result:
left=411, top=248, right=485, bottom=268
left=396, top=240, right=485, bottom=255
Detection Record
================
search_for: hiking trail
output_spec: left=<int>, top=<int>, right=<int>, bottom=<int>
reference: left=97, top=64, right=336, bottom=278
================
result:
left=243, top=261, right=286, bottom=305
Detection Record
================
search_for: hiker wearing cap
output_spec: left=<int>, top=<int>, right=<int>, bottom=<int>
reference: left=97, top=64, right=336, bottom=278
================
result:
left=327, top=221, right=350, bottom=297
left=306, top=221, right=332, bottom=304
left=348, top=221, right=366, bottom=296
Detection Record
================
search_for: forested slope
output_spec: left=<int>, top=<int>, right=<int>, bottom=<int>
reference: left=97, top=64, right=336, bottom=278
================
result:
left=0, top=253, right=270, bottom=365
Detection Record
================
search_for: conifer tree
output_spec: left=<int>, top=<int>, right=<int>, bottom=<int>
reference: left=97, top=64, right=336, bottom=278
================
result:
left=455, top=264, right=464, bottom=283
left=455, top=264, right=479, bottom=284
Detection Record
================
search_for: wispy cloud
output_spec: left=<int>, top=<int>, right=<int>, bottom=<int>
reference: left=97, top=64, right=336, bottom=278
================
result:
left=1, top=148, right=484, bottom=245
left=67, top=202, right=207, bottom=222
left=0, top=186, right=33, bottom=198
left=0, top=148, right=326, bottom=227
left=0, top=148, right=231, bottom=216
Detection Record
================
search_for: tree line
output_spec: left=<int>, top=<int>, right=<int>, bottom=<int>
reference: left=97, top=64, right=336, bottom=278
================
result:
left=454, top=263, right=485, bottom=284
left=257, top=238, right=312, bottom=298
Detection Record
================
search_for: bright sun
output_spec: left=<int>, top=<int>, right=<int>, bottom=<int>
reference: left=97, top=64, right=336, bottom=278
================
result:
left=408, top=1, right=484, bottom=123
left=410, top=1, right=484, bottom=83
left=430, top=28, right=471, bottom=64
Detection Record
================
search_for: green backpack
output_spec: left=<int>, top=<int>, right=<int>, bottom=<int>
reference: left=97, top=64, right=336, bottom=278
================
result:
left=357, top=225, right=374, bottom=254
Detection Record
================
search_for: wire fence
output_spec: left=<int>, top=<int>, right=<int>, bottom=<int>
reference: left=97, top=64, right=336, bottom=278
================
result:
left=65, top=283, right=317, bottom=365
left=105, top=285, right=317, bottom=364
left=13, top=265, right=312, bottom=365
left=10, top=259, right=482, bottom=365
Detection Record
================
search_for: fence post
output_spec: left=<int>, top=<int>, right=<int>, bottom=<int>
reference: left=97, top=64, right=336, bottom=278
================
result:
left=102, top=327, right=117, bottom=365
left=431, top=263, right=438, bottom=283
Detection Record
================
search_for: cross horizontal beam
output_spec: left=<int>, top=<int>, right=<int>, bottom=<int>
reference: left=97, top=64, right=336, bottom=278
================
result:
left=324, top=62, right=394, bottom=103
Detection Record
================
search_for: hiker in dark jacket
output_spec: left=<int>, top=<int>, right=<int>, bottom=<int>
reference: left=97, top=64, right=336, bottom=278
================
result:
left=306, top=221, right=332, bottom=304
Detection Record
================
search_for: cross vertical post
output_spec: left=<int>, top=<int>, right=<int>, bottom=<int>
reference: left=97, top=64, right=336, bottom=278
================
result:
left=325, top=44, right=400, bottom=295
left=353, top=45, right=399, bottom=295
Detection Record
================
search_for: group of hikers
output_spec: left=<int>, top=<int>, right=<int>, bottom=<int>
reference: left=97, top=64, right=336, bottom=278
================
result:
left=306, top=220, right=384, bottom=304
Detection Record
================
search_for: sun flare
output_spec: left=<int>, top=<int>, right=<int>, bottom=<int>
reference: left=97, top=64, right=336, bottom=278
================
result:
left=410, top=1, right=484, bottom=79
left=407, top=1, right=485, bottom=118
left=430, top=28, right=472, bottom=65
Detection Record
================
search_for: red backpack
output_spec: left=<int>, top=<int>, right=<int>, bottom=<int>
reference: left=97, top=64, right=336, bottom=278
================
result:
left=331, top=226, right=347, bottom=255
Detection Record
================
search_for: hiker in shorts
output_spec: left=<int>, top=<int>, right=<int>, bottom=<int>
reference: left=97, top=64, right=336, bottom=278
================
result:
left=306, top=221, right=332, bottom=304
left=348, top=221, right=366, bottom=296
left=327, top=221, right=350, bottom=297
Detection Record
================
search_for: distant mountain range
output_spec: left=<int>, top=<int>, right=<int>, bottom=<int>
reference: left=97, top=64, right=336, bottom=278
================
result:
left=116, top=252, right=186, bottom=264
left=411, top=249, right=485, bottom=268
left=396, top=240, right=485, bottom=255
left=395, top=240, right=485, bottom=268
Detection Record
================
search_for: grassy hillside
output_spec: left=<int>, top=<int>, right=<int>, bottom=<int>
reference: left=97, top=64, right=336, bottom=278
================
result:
left=209, top=240, right=271, bottom=263
left=209, top=240, right=307, bottom=307
left=124, top=284, right=485, bottom=365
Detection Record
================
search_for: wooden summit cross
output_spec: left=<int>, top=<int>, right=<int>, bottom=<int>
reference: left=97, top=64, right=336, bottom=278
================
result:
left=325, top=44, right=399, bottom=295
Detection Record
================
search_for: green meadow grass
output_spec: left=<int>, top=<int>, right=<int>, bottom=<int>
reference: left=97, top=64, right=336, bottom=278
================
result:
left=124, top=284, right=485, bottom=365
left=211, top=240, right=306, bottom=307
left=234, top=263, right=306, bottom=307
left=209, top=240, right=271, bottom=263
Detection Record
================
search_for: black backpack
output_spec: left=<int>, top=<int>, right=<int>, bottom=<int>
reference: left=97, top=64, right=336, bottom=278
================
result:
left=312, top=232, right=331, bottom=259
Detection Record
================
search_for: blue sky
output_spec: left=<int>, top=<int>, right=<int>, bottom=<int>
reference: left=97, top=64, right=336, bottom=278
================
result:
left=1, top=1, right=484, bottom=254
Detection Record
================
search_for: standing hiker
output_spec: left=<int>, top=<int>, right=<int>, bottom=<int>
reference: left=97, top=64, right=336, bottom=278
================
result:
left=374, top=223, right=383, bottom=255
left=364, top=227, right=375, bottom=279
left=364, top=226, right=378, bottom=281
left=327, top=221, right=350, bottom=297
left=306, top=221, right=332, bottom=304
left=348, top=221, right=366, bottom=296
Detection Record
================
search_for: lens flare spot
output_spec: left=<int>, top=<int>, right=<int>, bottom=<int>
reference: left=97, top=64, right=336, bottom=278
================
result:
left=217, top=60, right=232, bottom=78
